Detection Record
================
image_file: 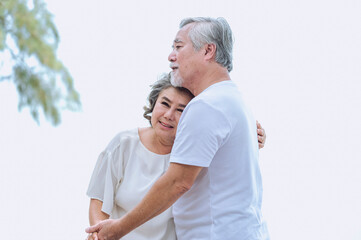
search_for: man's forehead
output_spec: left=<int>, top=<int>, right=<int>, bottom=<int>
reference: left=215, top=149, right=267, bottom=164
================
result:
left=173, top=25, right=191, bottom=43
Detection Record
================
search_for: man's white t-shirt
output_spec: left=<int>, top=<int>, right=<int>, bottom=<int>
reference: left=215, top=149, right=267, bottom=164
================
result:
left=170, top=81, right=270, bottom=240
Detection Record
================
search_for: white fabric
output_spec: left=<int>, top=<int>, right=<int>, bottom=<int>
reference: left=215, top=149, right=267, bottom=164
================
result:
left=87, top=128, right=176, bottom=240
left=170, top=81, right=270, bottom=240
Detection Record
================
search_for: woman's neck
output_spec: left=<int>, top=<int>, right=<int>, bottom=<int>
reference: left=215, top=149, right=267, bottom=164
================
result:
left=138, top=127, right=173, bottom=155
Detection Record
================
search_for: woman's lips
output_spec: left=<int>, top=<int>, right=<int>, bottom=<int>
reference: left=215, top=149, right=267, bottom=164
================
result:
left=160, top=121, right=173, bottom=128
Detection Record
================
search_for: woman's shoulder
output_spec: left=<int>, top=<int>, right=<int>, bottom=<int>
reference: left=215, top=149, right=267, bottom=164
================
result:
left=113, top=128, right=139, bottom=141
left=104, top=128, right=140, bottom=153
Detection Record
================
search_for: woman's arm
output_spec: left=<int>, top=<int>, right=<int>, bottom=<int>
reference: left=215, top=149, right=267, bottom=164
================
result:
left=89, top=199, right=110, bottom=225
left=87, top=199, right=110, bottom=240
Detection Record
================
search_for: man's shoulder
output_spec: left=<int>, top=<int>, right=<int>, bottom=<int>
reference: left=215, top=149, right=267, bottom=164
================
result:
left=191, top=81, right=242, bottom=111
left=198, top=80, right=239, bottom=101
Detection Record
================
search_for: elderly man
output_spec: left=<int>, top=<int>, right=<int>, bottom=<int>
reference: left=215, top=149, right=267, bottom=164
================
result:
left=86, top=17, right=269, bottom=240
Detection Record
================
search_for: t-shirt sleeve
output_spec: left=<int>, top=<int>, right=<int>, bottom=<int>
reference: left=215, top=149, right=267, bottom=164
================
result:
left=170, top=100, right=231, bottom=167
left=86, top=138, right=123, bottom=215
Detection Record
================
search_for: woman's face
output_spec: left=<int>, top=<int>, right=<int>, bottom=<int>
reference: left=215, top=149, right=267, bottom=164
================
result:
left=151, top=87, right=193, bottom=144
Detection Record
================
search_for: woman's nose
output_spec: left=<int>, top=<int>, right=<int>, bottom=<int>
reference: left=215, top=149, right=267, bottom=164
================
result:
left=164, top=109, right=175, bottom=120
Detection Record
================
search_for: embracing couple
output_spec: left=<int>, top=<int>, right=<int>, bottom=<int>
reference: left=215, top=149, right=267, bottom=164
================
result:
left=86, top=17, right=270, bottom=240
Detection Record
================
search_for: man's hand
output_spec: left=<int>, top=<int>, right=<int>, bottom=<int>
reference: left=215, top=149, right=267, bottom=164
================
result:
left=256, top=121, right=266, bottom=149
left=85, top=219, right=123, bottom=240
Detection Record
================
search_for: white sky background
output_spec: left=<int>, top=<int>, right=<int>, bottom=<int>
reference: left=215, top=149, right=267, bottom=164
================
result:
left=0, top=0, right=361, bottom=239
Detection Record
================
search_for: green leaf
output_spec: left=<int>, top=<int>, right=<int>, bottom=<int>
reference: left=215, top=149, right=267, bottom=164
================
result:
left=1, top=0, right=81, bottom=126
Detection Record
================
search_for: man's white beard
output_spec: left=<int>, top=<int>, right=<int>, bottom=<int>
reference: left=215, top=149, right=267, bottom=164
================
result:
left=170, top=72, right=183, bottom=87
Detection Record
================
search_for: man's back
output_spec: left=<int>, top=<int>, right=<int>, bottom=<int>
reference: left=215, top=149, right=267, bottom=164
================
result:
left=170, top=80, right=269, bottom=240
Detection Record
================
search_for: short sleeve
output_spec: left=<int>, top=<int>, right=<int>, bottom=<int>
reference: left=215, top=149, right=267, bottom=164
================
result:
left=170, top=99, right=231, bottom=167
left=86, top=142, right=123, bottom=215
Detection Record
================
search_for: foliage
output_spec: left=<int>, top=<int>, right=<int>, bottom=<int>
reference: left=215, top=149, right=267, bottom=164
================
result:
left=0, top=0, right=80, bottom=125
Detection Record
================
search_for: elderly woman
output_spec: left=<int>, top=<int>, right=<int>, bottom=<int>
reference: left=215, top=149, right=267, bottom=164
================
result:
left=86, top=73, right=266, bottom=240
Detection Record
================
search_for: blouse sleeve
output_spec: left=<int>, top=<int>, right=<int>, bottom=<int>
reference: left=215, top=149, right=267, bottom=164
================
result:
left=86, top=137, right=124, bottom=215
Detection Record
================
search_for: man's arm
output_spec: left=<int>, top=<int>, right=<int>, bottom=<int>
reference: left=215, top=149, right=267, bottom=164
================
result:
left=85, top=163, right=203, bottom=240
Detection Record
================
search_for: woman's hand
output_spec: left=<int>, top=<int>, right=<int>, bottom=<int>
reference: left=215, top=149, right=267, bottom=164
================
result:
left=87, top=199, right=110, bottom=240
left=256, top=121, right=266, bottom=149
left=86, top=232, right=98, bottom=240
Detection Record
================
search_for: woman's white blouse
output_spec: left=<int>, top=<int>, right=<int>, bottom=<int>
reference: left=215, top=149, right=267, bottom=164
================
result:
left=87, top=129, right=176, bottom=240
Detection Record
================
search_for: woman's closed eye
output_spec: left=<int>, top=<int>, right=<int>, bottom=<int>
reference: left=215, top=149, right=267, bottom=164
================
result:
left=161, top=101, right=170, bottom=107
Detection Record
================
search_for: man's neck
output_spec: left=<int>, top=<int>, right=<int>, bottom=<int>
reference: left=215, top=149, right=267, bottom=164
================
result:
left=191, top=67, right=230, bottom=96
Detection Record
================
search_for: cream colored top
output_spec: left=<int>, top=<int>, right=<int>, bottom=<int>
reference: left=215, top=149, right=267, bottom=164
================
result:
left=87, top=128, right=176, bottom=240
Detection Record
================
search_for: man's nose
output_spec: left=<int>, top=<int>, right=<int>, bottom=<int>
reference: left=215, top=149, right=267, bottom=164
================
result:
left=168, top=50, right=176, bottom=62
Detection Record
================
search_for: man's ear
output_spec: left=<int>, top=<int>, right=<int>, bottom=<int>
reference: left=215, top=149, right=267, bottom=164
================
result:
left=204, top=43, right=216, bottom=60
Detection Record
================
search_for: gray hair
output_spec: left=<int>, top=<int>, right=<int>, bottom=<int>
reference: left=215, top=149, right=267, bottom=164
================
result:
left=143, top=73, right=194, bottom=125
left=180, top=17, right=234, bottom=72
